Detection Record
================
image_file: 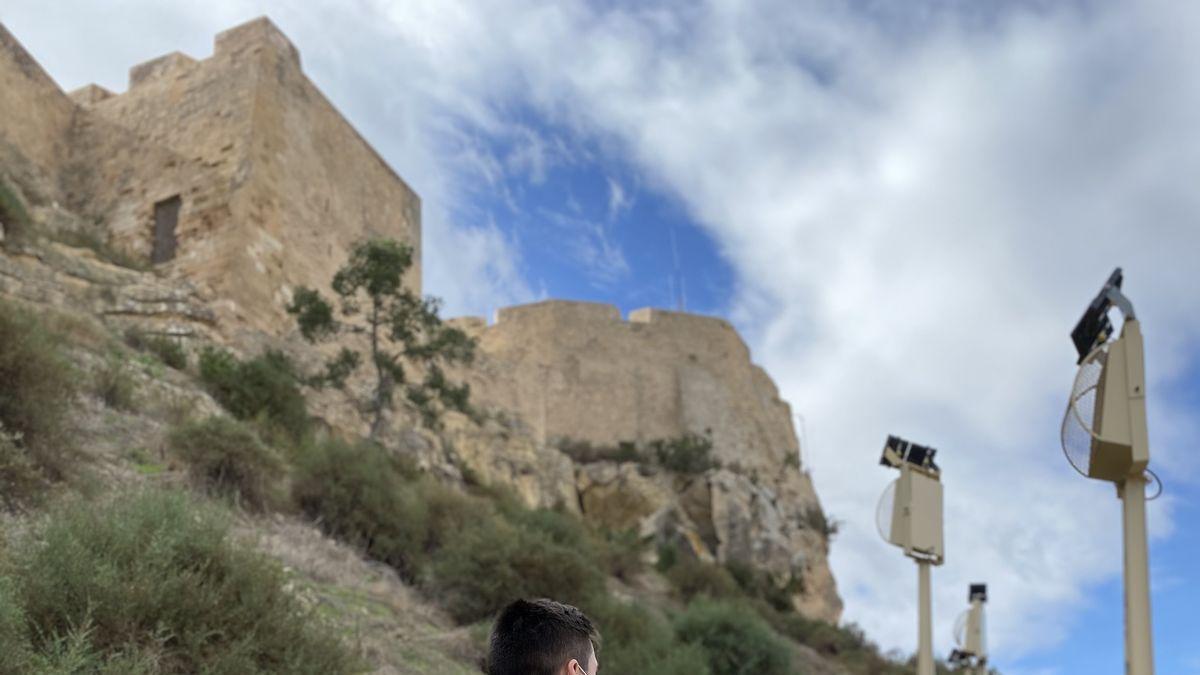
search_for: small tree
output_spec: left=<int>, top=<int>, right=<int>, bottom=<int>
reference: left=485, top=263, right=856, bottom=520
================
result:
left=287, top=239, right=475, bottom=437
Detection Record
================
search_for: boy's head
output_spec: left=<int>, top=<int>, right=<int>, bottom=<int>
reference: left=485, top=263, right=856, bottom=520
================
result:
left=487, top=598, right=600, bottom=675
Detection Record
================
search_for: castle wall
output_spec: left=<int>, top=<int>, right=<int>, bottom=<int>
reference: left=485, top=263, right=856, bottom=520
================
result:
left=72, top=17, right=420, bottom=331
left=467, top=300, right=802, bottom=476
left=0, top=24, right=77, bottom=201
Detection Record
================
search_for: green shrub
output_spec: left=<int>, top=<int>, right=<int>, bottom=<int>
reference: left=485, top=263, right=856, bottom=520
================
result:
left=198, top=347, right=309, bottom=439
left=599, top=528, right=648, bottom=581
left=50, top=227, right=149, bottom=271
left=666, top=556, right=741, bottom=602
left=125, top=330, right=187, bottom=370
left=0, top=424, right=44, bottom=512
left=557, top=438, right=642, bottom=464
left=725, top=560, right=799, bottom=612
left=93, top=355, right=138, bottom=411
left=168, top=417, right=286, bottom=511
left=0, top=300, right=76, bottom=496
left=649, top=434, right=717, bottom=474
left=430, top=518, right=605, bottom=624
left=801, top=505, right=839, bottom=540
left=0, top=179, right=31, bottom=246
left=582, top=594, right=710, bottom=675
left=4, top=490, right=357, bottom=673
left=673, top=598, right=792, bottom=675
left=292, top=439, right=429, bottom=578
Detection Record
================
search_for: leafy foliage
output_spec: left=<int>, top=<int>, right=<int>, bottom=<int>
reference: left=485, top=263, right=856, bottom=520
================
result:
left=92, top=354, right=138, bottom=411
left=581, top=594, right=711, bottom=675
left=0, top=179, right=31, bottom=247
left=168, top=417, right=287, bottom=511
left=288, top=238, right=475, bottom=436
left=673, top=598, right=792, bottom=675
left=291, top=438, right=432, bottom=578
left=1, top=490, right=357, bottom=674
left=649, top=433, right=717, bottom=474
left=430, top=518, right=605, bottom=624
left=124, top=329, right=187, bottom=370
left=0, top=300, right=77, bottom=504
left=197, top=347, right=309, bottom=439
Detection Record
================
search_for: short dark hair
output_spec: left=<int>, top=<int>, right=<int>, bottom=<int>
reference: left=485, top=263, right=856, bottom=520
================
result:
left=488, top=598, right=599, bottom=675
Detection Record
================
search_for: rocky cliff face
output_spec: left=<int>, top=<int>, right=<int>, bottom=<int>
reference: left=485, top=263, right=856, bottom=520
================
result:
left=450, top=301, right=843, bottom=622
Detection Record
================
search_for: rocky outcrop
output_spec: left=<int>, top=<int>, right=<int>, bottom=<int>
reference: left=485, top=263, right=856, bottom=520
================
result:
left=453, top=301, right=844, bottom=622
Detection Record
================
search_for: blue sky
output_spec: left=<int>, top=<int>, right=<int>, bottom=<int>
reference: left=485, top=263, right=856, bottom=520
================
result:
left=4, top=2, right=1199, bottom=673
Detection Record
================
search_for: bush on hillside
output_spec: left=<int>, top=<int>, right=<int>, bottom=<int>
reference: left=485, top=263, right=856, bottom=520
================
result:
left=198, top=347, right=309, bottom=439
left=581, top=594, right=711, bottom=675
left=649, top=434, right=717, bottom=474
left=93, top=355, right=138, bottom=411
left=0, top=300, right=76, bottom=501
left=673, top=598, right=792, bottom=675
left=430, top=518, right=605, bottom=624
left=2, top=490, right=357, bottom=674
left=291, top=438, right=430, bottom=578
left=0, top=179, right=31, bottom=246
left=665, top=555, right=741, bottom=602
left=168, top=416, right=286, bottom=511
left=725, top=560, right=801, bottom=612
left=556, top=438, right=642, bottom=464
left=124, top=329, right=187, bottom=370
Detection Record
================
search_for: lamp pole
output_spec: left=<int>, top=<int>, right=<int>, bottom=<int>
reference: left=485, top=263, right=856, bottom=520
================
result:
left=917, top=558, right=934, bottom=675
left=1119, top=473, right=1154, bottom=675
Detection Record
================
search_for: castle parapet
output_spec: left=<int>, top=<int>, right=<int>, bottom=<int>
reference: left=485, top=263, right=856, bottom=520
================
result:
left=129, top=52, right=197, bottom=89
left=214, top=16, right=300, bottom=68
left=494, top=300, right=622, bottom=326
left=68, top=83, right=114, bottom=106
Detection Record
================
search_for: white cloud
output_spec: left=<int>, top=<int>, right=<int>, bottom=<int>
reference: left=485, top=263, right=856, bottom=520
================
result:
left=330, top=0, right=1200, bottom=659
left=9, top=0, right=1200, bottom=663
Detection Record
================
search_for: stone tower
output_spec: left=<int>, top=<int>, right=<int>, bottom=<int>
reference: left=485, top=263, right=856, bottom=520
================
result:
left=1, top=17, right=421, bottom=332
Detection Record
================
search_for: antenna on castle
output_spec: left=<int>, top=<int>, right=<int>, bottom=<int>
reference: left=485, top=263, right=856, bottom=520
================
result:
left=668, top=225, right=686, bottom=312
left=1061, top=268, right=1157, bottom=674
left=876, top=434, right=944, bottom=675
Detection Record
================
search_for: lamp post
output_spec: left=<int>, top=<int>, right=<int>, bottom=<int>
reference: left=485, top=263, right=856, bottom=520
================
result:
left=949, top=583, right=988, bottom=675
left=1062, top=268, right=1155, bottom=675
left=877, top=435, right=944, bottom=675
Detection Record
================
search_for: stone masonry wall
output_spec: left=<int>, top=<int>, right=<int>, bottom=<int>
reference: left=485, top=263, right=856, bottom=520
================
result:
left=5, top=17, right=421, bottom=334
left=0, top=24, right=77, bottom=205
left=456, top=300, right=843, bottom=621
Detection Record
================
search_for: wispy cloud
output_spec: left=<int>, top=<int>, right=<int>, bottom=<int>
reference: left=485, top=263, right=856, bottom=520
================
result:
left=538, top=207, right=630, bottom=287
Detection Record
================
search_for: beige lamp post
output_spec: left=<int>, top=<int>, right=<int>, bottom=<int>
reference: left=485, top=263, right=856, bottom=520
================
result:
left=877, top=435, right=944, bottom=675
left=949, top=584, right=988, bottom=675
left=1062, top=268, right=1156, bottom=675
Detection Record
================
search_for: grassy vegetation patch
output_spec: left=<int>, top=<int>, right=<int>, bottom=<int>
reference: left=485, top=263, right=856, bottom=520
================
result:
left=0, top=490, right=358, bottom=674
left=557, top=433, right=717, bottom=474
left=50, top=227, right=149, bottom=271
left=582, top=594, right=711, bottom=675
left=673, top=598, right=792, bottom=675
left=124, top=329, right=187, bottom=370
left=168, top=417, right=287, bottom=511
left=198, top=347, right=310, bottom=440
left=0, top=178, right=31, bottom=246
left=0, top=300, right=77, bottom=506
left=92, top=354, right=138, bottom=411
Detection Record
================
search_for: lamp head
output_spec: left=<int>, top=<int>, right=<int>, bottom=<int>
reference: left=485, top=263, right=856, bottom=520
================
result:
left=1070, top=268, right=1123, bottom=363
left=969, top=583, right=987, bottom=603
left=880, top=434, right=939, bottom=473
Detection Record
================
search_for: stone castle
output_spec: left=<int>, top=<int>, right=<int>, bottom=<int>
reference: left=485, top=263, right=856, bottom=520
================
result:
left=0, top=17, right=841, bottom=622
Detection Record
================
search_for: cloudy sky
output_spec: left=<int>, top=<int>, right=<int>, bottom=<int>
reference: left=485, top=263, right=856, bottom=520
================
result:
left=4, top=1, right=1198, bottom=672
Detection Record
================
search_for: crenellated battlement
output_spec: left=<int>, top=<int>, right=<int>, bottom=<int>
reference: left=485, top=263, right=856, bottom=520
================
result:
left=214, top=16, right=300, bottom=68
left=128, top=51, right=197, bottom=89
